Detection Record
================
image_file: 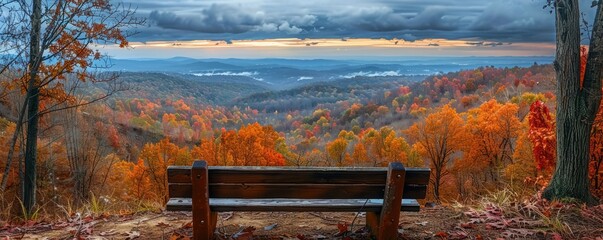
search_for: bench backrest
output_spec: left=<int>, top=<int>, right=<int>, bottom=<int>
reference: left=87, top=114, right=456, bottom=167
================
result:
left=167, top=164, right=430, bottom=200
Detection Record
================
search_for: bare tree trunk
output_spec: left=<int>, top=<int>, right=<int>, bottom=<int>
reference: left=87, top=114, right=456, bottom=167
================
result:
left=0, top=98, right=27, bottom=191
left=64, top=107, right=89, bottom=203
left=23, top=0, right=42, bottom=215
left=432, top=168, right=441, bottom=203
left=543, top=0, right=602, bottom=204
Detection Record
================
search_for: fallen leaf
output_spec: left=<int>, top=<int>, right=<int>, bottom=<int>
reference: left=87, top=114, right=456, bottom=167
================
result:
left=118, top=216, right=134, bottom=222
left=24, top=220, right=36, bottom=227
left=264, top=223, right=278, bottom=231
left=220, top=212, right=234, bottom=221
left=82, top=216, right=94, bottom=223
left=551, top=233, right=563, bottom=240
left=486, top=221, right=507, bottom=230
left=52, top=222, right=70, bottom=229
left=170, top=232, right=191, bottom=240
left=99, top=229, right=118, bottom=236
left=486, top=206, right=503, bottom=216
left=336, top=222, right=349, bottom=236
left=501, top=228, right=535, bottom=238
left=156, top=222, right=170, bottom=228
left=450, top=231, right=468, bottom=240
left=181, top=222, right=193, bottom=229
left=464, top=210, right=482, bottom=218
left=460, top=222, right=474, bottom=229
left=469, top=218, right=483, bottom=224
left=434, top=231, right=449, bottom=238
left=232, top=226, right=255, bottom=240
left=124, top=231, right=140, bottom=240
left=415, top=221, right=428, bottom=226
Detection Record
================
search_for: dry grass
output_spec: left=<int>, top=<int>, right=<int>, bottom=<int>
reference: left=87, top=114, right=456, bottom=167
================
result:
left=0, top=192, right=163, bottom=225
left=452, top=188, right=603, bottom=238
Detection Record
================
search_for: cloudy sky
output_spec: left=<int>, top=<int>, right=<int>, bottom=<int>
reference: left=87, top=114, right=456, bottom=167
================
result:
left=104, top=0, right=597, bottom=59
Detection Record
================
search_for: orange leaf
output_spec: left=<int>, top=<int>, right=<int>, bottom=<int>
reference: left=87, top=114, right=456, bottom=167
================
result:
left=435, top=231, right=449, bottom=238
left=337, top=222, right=349, bottom=235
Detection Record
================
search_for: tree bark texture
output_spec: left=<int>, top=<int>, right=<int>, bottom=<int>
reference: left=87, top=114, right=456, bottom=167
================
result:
left=543, top=0, right=602, bottom=204
left=23, top=0, right=42, bottom=214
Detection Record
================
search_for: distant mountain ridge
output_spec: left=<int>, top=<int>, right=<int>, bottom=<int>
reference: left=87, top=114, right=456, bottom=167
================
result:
left=106, top=56, right=553, bottom=90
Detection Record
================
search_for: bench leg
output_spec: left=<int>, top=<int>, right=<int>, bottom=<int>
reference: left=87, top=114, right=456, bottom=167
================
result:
left=368, top=162, right=406, bottom=240
left=192, top=209, right=216, bottom=240
left=209, top=211, right=217, bottom=234
left=366, top=211, right=380, bottom=236
left=192, top=160, right=215, bottom=240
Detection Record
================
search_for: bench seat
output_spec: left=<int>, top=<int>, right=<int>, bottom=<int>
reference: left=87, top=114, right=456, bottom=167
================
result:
left=166, top=160, right=430, bottom=240
left=167, top=198, right=421, bottom=212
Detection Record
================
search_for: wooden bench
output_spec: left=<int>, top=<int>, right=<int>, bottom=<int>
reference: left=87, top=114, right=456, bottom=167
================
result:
left=166, top=160, right=430, bottom=240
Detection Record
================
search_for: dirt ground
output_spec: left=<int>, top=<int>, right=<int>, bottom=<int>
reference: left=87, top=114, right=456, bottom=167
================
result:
left=1, top=205, right=601, bottom=239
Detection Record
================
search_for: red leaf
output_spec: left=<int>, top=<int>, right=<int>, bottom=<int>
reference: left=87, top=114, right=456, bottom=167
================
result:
left=460, top=222, right=474, bottom=229
left=486, top=221, right=507, bottom=230
left=435, top=231, right=449, bottom=238
left=450, top=231, right=468, bottom=240
left=337, top=222, right=349, bottom=235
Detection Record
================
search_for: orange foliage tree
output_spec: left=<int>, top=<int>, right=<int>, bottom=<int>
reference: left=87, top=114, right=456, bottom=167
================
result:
left=352, top=127, right=411, bottom=167
left=109, top=159, right=154, bottom=202
left=0, top=0, right=143, bottom=213
left=504, top=120, right=538, bottom=186
left=0, top=119, right=18, bottom=191
left=193, top=123, right=287, bottom=166
left=405, top=105, right=467, bottom=202
left=463, top=100, right=520, bottom=184
left=326, top=135, right=350, bottom=167
left=140, top=138, right=191, bottom=203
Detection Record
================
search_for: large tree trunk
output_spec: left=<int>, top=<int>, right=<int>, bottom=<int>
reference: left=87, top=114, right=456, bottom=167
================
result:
left=23, top=0, right=42, bottom=215
left=543, top=0, right=603, bottom=204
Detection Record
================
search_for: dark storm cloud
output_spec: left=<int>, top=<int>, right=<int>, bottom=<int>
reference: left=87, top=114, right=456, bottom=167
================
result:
left=146, top=3, right=320, bottom=37
left=123, top=0, right=597, bottom=43
left=149, top=4, right=265, bottom=34
left=329, top=6, right=463, bottom=32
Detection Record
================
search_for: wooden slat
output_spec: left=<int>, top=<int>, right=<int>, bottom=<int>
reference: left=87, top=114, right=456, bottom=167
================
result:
left=167, top=166, right=191, bottom=183
left=168, top=166, right=430, bottom=185
left=166, top=198, right=421, bottom=212
left=169, top=183, right=427, bottom=199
